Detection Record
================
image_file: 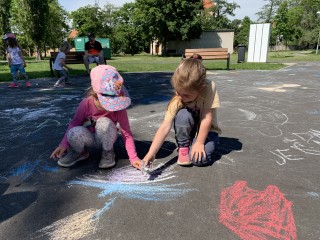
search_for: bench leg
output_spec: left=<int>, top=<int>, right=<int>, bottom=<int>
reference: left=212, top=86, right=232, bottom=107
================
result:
left=227, top=54, right=230, bottom=70
left=50, top=58, right=54, bottom=77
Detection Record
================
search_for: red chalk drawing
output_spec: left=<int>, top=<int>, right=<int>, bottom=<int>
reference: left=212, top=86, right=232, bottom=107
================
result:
left=219, top=181, right=297, bottom=240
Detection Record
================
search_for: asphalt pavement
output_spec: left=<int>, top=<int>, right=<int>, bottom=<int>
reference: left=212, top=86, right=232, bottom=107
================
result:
left=0, top=62, right=320, bottom=240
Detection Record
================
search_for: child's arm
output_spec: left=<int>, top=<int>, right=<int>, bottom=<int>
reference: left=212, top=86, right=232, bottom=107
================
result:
left=60, top=58, right=71, bottom=70
left=18, top=46, right=26, bottom=67
left=191, top=108, right=213, bottom=161
left=143, top=119, right=172, bottom=164
left=50, top=98, right=88, bottom=160
left=7, top=53, right=12, bottom=66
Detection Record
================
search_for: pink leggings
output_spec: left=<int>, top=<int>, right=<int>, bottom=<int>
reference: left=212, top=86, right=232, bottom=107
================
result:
left=67, top=117, right=117, bottom=153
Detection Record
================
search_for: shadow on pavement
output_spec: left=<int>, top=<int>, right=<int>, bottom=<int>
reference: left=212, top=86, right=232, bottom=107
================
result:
left=0, top=183, right=38, bottom=223
left=212, top=136, right=243, bottom=162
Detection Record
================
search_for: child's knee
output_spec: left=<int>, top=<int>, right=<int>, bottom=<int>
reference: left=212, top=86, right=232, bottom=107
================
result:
left=175, top=108, right=193, bottom=125
left=96, top=117, right=114, bottom=127
left=96, top=117, right=117, bottom=133
left=192, top=153, right=213, bottom=167
left=67, top=126, right=86, bottom=139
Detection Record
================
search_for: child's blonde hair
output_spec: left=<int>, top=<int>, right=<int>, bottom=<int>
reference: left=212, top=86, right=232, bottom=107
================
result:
left=85, top=86, right=98, bottom=100
left=59, top=41, right=71, bottom=52
left=171, top=58, right=206, bottom=92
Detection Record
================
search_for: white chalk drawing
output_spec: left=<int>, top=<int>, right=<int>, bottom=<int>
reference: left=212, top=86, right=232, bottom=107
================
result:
left=258, top=84, right=301, bottom=93
left=69, top=164, right=195, bottom=214
left=220, top=103, right=288, bottom=137
left=270, top=129, right=320, bottom=165
left=35, top=209, right=99, bottom=240
left=36, top=164, right=196, bottom=239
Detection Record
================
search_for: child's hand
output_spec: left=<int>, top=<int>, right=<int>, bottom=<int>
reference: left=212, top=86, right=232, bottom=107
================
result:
left=23, top=63, right=27, bottom=67
left=191, top=142, right=205, bottom=162
left=142, top=155, right=155, bottom=165
left=131, top=159, right=142, bottom=170
left=50, top=146, right=67, bottom=159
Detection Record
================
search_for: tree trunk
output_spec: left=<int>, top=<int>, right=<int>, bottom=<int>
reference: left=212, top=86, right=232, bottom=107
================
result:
left=35, top=46, right=42, bottom=60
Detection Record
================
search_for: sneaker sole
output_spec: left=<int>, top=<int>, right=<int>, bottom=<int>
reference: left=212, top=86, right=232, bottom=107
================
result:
left=58, top=153, right=89, bottom=167
left=99, top=161, right=116, bottom=169
left=177, top=160, right=192, bottom=166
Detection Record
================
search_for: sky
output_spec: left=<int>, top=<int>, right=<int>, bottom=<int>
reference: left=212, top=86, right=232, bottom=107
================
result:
left=58, top=0, right=265, bottom=21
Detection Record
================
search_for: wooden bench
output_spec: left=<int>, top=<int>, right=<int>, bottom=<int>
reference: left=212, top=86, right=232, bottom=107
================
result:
left=49, top=51, right=106, bottom=77
left=183, top=48, right=230, bottom=70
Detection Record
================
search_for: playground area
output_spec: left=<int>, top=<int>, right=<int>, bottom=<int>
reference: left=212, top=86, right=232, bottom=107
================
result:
left=0, top=62, right=320, bottom=239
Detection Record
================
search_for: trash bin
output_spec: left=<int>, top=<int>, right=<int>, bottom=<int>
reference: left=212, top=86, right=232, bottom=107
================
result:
left=103, top=48, right=112, bottom=60
left=74, top=37, right=110, bottom=52
left=238, top=45, right=246, bottom=63
left=96, top=38, right=110, bottom=48
left=74, top=37, right=88, bottom=51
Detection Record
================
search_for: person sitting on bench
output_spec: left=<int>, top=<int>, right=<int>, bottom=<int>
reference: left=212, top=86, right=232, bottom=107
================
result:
left=83, top=33, right=105, bottom=75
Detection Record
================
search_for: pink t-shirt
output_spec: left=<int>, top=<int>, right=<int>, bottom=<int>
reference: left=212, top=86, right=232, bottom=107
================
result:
left=59, top=96, right=138, bottom=162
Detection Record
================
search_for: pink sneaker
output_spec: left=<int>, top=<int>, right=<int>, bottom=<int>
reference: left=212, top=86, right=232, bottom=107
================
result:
left=177, top=147, right=192, bottom=166
left=8, top=82, right=19, bottom=88
left=25, top=81, right=31, bottom=87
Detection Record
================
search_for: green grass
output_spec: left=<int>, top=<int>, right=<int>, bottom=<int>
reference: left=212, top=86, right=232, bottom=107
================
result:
left=1, top=50, right=318, bottom=82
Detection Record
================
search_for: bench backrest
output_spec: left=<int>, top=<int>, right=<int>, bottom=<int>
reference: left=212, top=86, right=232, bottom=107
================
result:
left=50, top=51, right=85, bottom=61
left=184, top=48, right=229, bottom=60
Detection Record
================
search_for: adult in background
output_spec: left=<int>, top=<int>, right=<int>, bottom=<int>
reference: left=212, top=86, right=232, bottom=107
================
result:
left=83, top=33, right=105, bottom=75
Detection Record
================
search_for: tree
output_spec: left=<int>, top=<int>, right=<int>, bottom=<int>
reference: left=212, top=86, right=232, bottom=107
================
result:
left=203, top=0, right=239, bottom=29
left=101, top=3, right=118, bottom=37
left=112, top=3, right=147, bottom=55
left=0, top=0, right=12, bottom=59
left=256, top=0, right=282, bottom=23
left=133, top=0, right=204, bottom=55
left=233, top=16, right=251, bottom=47
left=11, top=0, right=50, bottom=60
left=45, top=0, right=70, bottom=52
left=273, top=1, right=294, bottom=47
left=70, top=4, right=104, bottom=37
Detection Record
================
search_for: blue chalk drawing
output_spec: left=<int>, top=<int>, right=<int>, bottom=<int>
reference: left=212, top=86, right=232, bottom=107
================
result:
left=68, top=165, right=197, bottom=220
left=92, top=197, right=116, bottom=221
left=70, top=180, right=194, bottom=201
left=307, top=192, right=320, bottom=199
left=306, top=110, right=320, bottom=115
left=7, top=160, right=59, bottom=181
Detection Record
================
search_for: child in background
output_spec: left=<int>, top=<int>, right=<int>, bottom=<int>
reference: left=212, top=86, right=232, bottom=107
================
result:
left=50, top=65, right=142, bottom=170
left=3, top=33, right=30, bottom=88
left=190, top=53, right=203, bottom=60
left=143, top=58, right=221, bottom=167
left=53, top=41, right=72, bottom=87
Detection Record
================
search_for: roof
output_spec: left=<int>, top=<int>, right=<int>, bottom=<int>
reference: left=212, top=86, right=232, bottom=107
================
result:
left=203, top=0, right=215, bottom=9
left=68, top=29, right=79, bottom=39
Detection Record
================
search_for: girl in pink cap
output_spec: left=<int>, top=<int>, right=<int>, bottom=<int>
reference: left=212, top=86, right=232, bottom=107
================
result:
left=50, top=65, right=142, bottom=170
left=3, top=33, right=30, bottom=88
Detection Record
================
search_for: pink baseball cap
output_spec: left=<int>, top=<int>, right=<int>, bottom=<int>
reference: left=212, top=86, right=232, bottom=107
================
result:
left=91, top=65, right=131, bottom=111
left=3, top=33, right=16, bottom=40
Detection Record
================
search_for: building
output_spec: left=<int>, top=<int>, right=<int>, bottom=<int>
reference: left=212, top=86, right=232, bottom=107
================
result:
left=150, top=1, right=234, bottom=55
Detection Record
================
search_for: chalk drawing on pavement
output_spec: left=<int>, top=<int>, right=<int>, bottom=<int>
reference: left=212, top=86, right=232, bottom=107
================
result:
left=258, top=84, right=301, bottom=93
left=220, top=103, right=288, bottom=137
left=35, top=209, right=99, bottom=240
left=0, top=151, right=59, bottom=181
left=36, top=165, right=196, bottom=239
left=219, top=181, right=297, bottom=240
left=67, top=164, right=195, bottom=218
left=270, top=129, right=320, bottom=165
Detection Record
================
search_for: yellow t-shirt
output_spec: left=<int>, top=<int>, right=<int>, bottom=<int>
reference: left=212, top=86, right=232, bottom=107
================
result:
left=164, top=79, right=221, bottom=134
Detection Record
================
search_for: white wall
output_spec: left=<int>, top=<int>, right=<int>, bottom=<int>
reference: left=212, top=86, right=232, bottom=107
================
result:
left=150, top=30, right=234, bottom=55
